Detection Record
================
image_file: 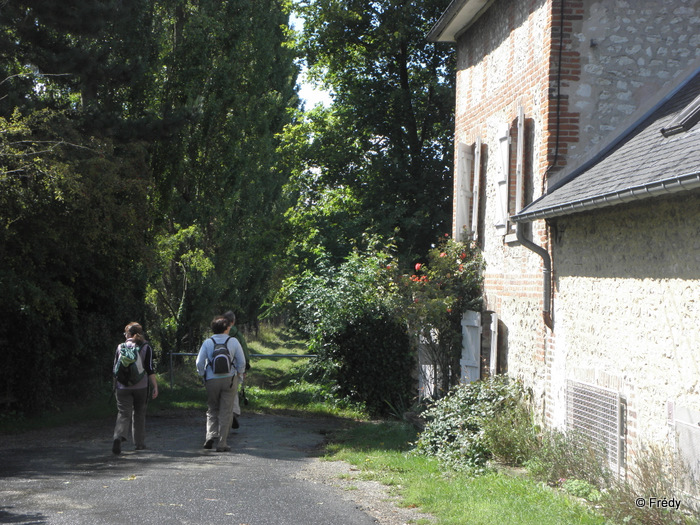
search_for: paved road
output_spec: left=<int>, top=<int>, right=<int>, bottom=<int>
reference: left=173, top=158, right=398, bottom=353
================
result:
left=0, top=410, right=379, bottom=525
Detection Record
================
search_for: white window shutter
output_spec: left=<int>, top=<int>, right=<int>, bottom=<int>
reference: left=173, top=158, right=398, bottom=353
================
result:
left=515, top=104, right=525, bottom=214
left=495, top=123, right=510, bottom=231
left=456, top=143, right=473, bottom=241
left=471, top=137, right=482, bottom=240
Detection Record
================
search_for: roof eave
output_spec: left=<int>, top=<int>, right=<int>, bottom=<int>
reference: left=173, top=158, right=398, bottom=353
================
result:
left=427, top=0, right=495, bottom=43
left=511, top=172, right=700, bottom=222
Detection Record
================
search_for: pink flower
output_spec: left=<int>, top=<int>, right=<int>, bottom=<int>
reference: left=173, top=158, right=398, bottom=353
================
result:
left=415, top=263, right=422, bottom=271
left=439, top=252, right=447, bottom=258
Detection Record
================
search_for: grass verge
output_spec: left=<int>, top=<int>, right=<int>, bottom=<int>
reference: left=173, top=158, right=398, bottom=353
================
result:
left=324, top=420, right=608, bottom=525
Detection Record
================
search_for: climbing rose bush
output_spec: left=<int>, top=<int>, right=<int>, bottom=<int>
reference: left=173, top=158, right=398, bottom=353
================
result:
left=395, top=236, right=483, bottom=397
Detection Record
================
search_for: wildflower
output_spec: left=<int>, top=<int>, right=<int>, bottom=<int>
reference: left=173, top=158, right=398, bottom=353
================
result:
left=460, top=252, right=467, bottom=259
left=439, top=252, right=447, bottom=258
left=415, top=263, right=422, bottom=271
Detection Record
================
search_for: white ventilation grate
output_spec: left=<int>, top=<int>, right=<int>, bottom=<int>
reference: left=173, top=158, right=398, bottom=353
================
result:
left=566, top=380, right=625, bottom=476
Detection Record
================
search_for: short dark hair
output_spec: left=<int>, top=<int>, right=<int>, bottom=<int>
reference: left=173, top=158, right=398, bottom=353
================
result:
left=223, top=310, right=236, bottom=325
left=211, top=316, right=231, bottom=334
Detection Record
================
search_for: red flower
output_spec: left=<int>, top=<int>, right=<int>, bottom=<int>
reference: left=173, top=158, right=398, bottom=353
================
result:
left=439, top=252, right=447, bottom=258
left=460, top=252, right=467, bottom=259
left=415, top=263, right=422, bottom=271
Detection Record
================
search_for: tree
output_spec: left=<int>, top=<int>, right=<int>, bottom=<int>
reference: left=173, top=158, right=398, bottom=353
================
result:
left=0, top=0, right=157, bottom=412
left=145, top=0, right=298, bottom=353
left=287, top=0, right=456, bottom=266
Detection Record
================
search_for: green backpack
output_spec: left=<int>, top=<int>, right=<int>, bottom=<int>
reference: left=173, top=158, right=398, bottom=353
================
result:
left=114, top=343, right=146, bottom=386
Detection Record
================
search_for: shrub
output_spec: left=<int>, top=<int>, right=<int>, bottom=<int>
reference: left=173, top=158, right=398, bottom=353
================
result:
left=272, top=243, right=413, bottom=417
left=600, top=444, right=700, bottom=525
left=559, top=478, right=602, bottom=502
left=397, top=236, right=483, bottom=397
left=482, top=399, right=539, bottom=467
left=413, top=376, right=524, bottom=471
left=525, top=428, right=611, bottom=488
left=327, top=312, right=415, bottom=417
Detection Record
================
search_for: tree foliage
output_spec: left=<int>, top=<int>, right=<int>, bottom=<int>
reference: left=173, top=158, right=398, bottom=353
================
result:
left=284, top=0, right=455, bottom=269
left=0, top=0, right=297, bottom=413
left=144, top=0, right=298, bottom=355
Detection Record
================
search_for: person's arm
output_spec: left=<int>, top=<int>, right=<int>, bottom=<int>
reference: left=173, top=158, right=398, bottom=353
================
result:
left=230, top=338, right=246, bottom=375
left=143, top=344, right=159, bottom=399
left=149, top=373, right=159, bottom=399
left=195, top=340, right=210, bottom=378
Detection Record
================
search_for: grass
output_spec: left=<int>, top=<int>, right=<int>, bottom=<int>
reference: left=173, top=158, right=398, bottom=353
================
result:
left=0, top=323, right=611, bottom=524
left=324, top=420, right=608, bottom=525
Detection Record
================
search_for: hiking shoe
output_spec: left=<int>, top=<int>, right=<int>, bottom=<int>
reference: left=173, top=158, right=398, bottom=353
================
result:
left=203, top=439, right=215, bottom=449
left=112, top=438, right=121, bottom=455
left=232, top=416, right=240, bottom=429
left=216, top=445, right=231, bottom=452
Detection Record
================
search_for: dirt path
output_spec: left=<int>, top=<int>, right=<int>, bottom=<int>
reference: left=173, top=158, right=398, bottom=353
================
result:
left=0, top=410, right=433, bottom=525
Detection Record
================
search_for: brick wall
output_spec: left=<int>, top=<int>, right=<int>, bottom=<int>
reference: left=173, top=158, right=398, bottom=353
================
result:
left=454, top=0, right=554, bottom=413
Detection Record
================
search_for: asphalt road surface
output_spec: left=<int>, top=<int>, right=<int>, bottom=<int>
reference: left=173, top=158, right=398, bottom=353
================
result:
left=0, top=410, right=382, bottom=525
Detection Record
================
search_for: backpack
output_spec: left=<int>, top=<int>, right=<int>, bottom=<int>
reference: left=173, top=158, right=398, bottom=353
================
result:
left=114, top=343, right=146, bottom=386
left=209, top=336, right=233, bottom=374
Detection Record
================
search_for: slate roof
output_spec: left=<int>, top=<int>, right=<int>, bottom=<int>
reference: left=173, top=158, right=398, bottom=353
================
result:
left=512, top=69, right=700, bottom=222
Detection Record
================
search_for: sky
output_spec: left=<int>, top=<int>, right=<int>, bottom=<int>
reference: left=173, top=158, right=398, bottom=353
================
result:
left=290, top=12, right=333, bottom=108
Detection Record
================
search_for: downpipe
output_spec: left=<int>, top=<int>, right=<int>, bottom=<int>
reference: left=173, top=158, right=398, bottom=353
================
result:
left=516, top=221, right=553, bottom=329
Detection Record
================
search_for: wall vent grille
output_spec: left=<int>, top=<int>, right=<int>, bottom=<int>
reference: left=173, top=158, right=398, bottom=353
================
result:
left=566, top=380, right=625, bottom=477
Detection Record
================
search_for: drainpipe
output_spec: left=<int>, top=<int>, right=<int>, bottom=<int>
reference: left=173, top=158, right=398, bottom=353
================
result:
left=516, top=221, right=553, bottom=329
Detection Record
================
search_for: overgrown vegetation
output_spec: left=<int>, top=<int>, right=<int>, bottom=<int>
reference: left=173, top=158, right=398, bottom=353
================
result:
left=413, top=375, right=700, bottom=525
left=271, top=236, right=483, bottom=417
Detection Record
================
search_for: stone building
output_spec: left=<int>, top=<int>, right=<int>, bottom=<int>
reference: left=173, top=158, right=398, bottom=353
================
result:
left=428, top=0, right=700, bottom=484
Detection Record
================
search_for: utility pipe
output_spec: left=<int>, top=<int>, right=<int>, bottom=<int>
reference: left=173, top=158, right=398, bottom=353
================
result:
left=516, top=221, right=553, bottom=329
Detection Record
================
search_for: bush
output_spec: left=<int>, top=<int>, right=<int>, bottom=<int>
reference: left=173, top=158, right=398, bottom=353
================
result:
left=600, top=444, right=700, bottom=525
left=525, top=429, right=612, bottom=488
left=413, top=376, right=524, bottom=471
left=273, top=244, right=414, bottom=417
left=327, top=312, right=415, bottom=417
left=397, top=236, right=483, bottom=397
left=482, top=399, right=539, bottom=467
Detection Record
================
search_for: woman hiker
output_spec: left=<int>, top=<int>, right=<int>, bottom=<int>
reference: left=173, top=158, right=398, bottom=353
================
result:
left=112, top=322, right=158, bottom=455
left=195, top=315, right=246, bottom=452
